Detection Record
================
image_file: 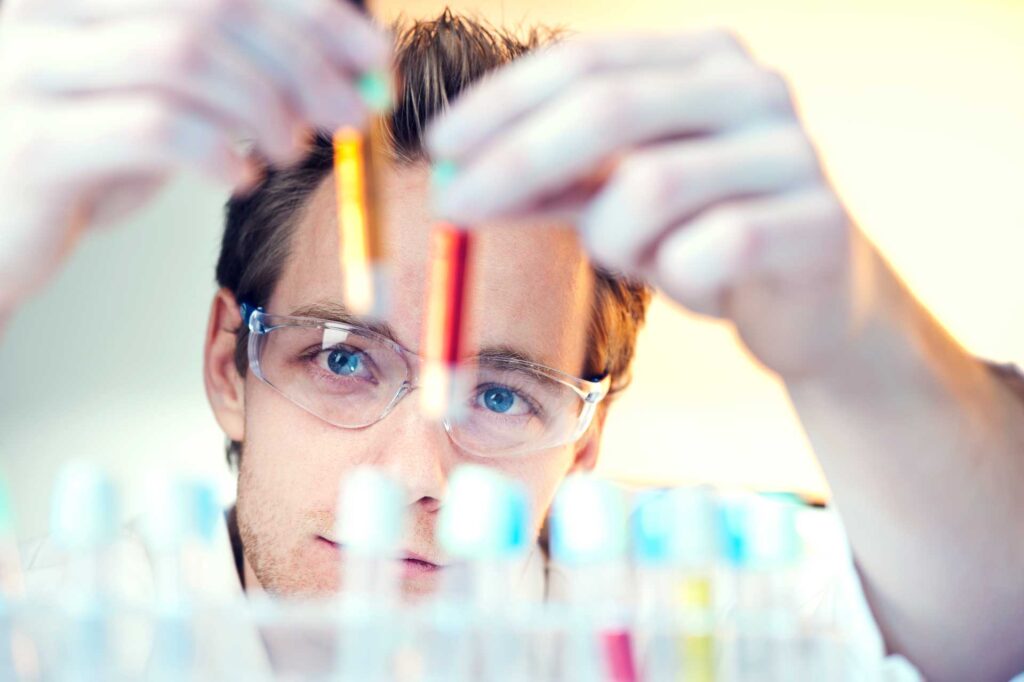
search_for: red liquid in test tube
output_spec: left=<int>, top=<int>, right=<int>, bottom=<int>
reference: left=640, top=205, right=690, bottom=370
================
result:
left=602, top=629, right=639, bottom=682
left=421, top=223, right=473, bottom=420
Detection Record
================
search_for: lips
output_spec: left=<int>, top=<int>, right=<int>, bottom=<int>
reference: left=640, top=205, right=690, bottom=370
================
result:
left=316, top=536, right=443, bottom=575
left=400, top=553, right=441, bottom=575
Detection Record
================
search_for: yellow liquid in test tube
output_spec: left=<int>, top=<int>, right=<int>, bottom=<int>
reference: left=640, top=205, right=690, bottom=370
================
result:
left=679, top=575, right=716, bottom=682
left=333, top=125, right=387, bottom=319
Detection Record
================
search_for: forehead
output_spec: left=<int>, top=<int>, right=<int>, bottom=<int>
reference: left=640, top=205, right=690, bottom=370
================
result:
left=270, top=164, right=594, bottom=375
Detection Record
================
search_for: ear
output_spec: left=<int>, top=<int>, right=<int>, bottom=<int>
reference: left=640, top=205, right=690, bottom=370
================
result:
left=204, top=288, right=246, bottom=444
left=568, top=408, right=607, bottom=474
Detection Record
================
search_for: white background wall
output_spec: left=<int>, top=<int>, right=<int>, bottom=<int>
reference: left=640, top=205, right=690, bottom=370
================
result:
left=2, top=0, right=1022, bottom=540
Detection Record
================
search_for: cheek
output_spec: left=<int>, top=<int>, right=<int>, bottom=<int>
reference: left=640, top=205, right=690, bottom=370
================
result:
left=486, top=447, right=576, bottom=535
left=241, top=379, right=375, bottom=515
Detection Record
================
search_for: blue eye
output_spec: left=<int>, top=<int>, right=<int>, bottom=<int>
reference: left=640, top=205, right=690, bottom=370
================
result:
left=482, top=386, right=516, bottom=414
left=327, top=349, right=364, bottom=376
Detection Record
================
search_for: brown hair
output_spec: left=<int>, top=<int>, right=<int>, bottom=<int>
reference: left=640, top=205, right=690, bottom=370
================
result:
left=216, top=10, right=651, bottom=466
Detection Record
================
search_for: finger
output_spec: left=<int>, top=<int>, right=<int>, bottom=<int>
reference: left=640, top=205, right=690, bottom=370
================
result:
left=2, top=0, right=198, bottom=23
left=87, top=175, right=169, bottom=228
left=30, top=95, right=251, bottom=189
left=580, top=125, right=821, bottom=272
left=648, top=188, right=850, bottom=317
left=0, top=96, right=245, bottom=298
left=434, top=65, right=793, bottom=223
left=262, top=0, right=392, bottom=75
left=217, top=4, right=370, bottom=133
left=9, top=0, right=392, bottom=77
left=2, top=20, right=300, bottom=162
left=426, top=29, right=750, bottom=160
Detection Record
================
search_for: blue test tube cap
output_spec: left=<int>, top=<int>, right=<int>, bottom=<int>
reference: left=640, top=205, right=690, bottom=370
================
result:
left=551, top=474, right=627, bottom=567
left=632, top=490, right=673, bottom=564
left=438, top=465, right=530, bottom=560
left=186, top=478, right=221, bottom=545
left=718, top=493, right=802, bottom=569
left=51, top=461, right=119, bottom=551
left=633, top=486, right=718, bottom=568
left=140, top=473, right=222, bottom=552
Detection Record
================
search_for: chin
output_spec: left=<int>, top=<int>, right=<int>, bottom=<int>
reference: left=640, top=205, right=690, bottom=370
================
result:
left=398, top=572, right=443, bottom=602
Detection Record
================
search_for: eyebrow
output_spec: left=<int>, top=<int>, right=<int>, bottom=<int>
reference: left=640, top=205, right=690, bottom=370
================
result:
left=476, top=345, right=547, bottom=371
left=477, top=347, right=565, bottom=389
left=288, top=301, right=402, bottom=345
left=287, top=301, right=556, bottom=372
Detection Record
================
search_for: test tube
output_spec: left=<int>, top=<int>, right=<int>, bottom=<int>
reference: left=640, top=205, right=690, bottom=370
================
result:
left=0, top=474, right=38, bottom=681
left=0, top=477, right=15, bottom=680
left=329, top=0, right=389, bottom=315
left=422, top=161, right=474, bottom=421
left=437, top=465, right=532, bottom=681
left=718, top=493, right=802, bottom=682
left=551, top=474, right=638, bottom=682
left=333, top=120, right=388, bottom=319
left=50, top=461, right=120, bottom=682
left=633, top=487, right=719, bottom=682
left=0, top=476, right=23, bottom=598
left=333, top=0, right=392, bottom=319
left=138, top=474, right=222, bottom=681
left=335, top=467, right=405, bottom=681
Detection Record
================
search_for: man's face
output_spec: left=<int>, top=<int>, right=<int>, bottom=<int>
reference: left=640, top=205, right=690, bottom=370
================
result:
left=231, top=163, right=598, bottom=598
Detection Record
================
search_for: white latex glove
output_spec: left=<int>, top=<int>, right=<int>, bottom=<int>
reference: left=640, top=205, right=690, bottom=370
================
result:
left=0, top=0, right=390, bottom=318
left=427, top=30, right=867, bottom=381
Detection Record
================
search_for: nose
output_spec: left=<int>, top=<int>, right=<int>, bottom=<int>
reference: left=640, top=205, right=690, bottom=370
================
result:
left=368, top=388, right=454, bottom=512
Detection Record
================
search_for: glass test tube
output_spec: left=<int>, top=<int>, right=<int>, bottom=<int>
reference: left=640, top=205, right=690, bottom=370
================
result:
left=50, top=462, right=120, bottom=682
left=333, top=124, right=388, bottom=320
left=551, top=474, right=638, bottom=682
left=718, top=494, right=802, bottom=682
left=335, top=468, right=405, bottom=681
left=0, top=475, right=37, bottom=681
left=633, top=487, right=719, bottom=682
left=421, top=223, right=473, bottom=421
left=139, top=475, right=222, bottom=681
left=437, top=465, right=533, bottom=682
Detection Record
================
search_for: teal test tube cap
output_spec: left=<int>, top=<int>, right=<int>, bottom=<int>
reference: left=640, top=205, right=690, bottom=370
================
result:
left=634, top=486, right=718, bottom=568
left=357, top=71, right=394, bottom=113
left=438, top=465, right=530, bottom=560
left=719, top=493, right=802, bottom=569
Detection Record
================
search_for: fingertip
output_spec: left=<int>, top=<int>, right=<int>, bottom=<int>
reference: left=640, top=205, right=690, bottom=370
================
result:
left=365, top=29, right=395, bottom=69
left=343, top=19, right=393, bottom=73
left=424, top=123, right=461, bottom=162
left=233, top=158, right=265, bottom=196
left=432, top=190, right=481, bottom=226
left=268, top=125, right=314, bottom=169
